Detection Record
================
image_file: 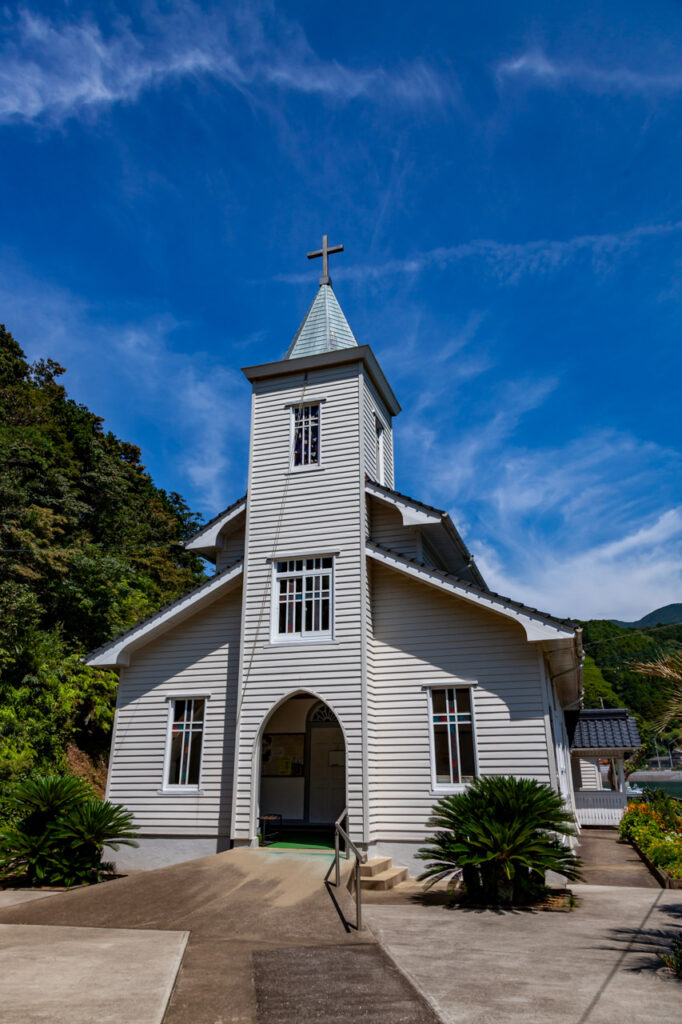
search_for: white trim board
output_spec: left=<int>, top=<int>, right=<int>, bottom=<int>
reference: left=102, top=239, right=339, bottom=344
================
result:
left=185, top=497, right=247, bottom=556
left=366, top=479, right=442, bottom=527
left=86, top=561, right=244, bottom=668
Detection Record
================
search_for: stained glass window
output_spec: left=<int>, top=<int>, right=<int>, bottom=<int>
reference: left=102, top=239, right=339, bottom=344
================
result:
left=293, top=404, right=320, bottom=467
left=274, top=557, right=333, bottom=640
left=430, top=687, right=476, bottom=786
left=167, top=698, right=205, bottom=787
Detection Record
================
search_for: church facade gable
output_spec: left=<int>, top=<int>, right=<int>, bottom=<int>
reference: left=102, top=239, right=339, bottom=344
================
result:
left=91, top=246, right=582, bottom=872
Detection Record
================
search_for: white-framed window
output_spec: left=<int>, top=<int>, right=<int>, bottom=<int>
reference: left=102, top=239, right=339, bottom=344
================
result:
left=292, top=403, right=320, bottom=467
left=375, top=418, right=385, bottom=485
left=164, top=698, right=206, bottom=788
left=272, top=557, right=334, bottom=641
left=428, top=687, right=477, bottom=789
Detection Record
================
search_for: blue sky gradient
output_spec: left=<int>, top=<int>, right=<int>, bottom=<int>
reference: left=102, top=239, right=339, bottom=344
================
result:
left=1, top=0, right=681, bottom=619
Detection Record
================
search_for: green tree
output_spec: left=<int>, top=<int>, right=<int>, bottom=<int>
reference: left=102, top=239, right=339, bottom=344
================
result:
left=0, top=325, right=207, bottom=786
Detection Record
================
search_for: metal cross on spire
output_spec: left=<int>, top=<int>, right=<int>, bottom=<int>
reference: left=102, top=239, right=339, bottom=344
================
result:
left=307, top=234, right=344, bottom=286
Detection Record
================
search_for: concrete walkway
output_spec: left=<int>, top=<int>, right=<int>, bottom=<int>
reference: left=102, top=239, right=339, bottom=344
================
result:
left=364, top=884, right=682, bottom=1024
left=0, top=850, right=439, bottom=1024
left=577, top=828, right=660, bottom=888
left=0, top=922, right=188, bottom=1024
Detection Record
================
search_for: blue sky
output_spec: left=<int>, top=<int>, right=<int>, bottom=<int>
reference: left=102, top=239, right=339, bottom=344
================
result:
left=1, top=0, right=681, bottom=621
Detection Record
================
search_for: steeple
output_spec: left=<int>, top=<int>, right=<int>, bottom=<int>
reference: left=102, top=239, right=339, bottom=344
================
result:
left=283, top=284, right=358, bottom=359
left=283, top=235, right=358, bottom=359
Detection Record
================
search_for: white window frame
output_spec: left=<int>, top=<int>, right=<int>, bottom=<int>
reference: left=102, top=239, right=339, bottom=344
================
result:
left=290, top=401, right=322, bottom=471
left=425, top=683, right=479, bottom=793
left=374, top=416, right=385, bottom=485
left=270, top=556, right=335, bottom=643
left=162, top=695, right=208, bottom=792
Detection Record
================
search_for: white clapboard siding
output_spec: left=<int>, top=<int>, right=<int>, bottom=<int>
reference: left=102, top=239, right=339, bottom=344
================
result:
left=362, top=371, right=394, bottom=489
left=232, top=363, right=368, bottom=840
left=367, top=562, right=551, bottom=842
left=369, top=496, right=420, bottom=560
left=106, top=589, right=241, bottom=836
left=216, top=526, right=246, bottom=571
left=572, top=756, right=603, bottom=791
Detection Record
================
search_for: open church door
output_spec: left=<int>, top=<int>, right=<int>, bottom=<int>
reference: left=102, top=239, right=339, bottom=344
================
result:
left=307, top=703, right=346, bottom=824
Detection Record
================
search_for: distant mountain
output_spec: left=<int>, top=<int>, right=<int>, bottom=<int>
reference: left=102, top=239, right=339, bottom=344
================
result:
left=611, top=604, right=682, bottom=629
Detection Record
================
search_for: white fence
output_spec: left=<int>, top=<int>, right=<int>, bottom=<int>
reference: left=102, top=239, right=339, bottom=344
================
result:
left=574, top=790, right=627, bottom=826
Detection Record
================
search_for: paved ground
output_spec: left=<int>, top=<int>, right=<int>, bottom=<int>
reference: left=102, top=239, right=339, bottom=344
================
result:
left=364, top=883, right=682, bottom=1024
left=0, top=849, right=438, bottom=1024
left=577, top=828, right=660, bottom=888
left=0, top=923, right=188, bottom=1024
left=0, top=889, right=60, bottom=909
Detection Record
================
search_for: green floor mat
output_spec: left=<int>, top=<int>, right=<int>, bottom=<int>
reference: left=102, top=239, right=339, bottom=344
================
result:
left=267, top=839, right=334, bottom=850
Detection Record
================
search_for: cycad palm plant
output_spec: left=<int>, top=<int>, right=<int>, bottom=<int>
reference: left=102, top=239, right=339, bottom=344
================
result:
left=417, top=775, right=582, bottom=906
left=52, top=798, right=138, bottom=885
left=0, top=775, right=138, bottom=887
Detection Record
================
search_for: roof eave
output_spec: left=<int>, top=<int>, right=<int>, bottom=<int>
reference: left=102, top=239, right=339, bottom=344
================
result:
left=185, top=497, right=247, bottom=558
left=242, top=345, right=401, bottom=417
left=572, top=746, right=640, bottom=756
left=367, top=542, right=576, bottom=642
left=85, top=561, right=244, bottom=669
left=366, top=479, right=442, bottom=526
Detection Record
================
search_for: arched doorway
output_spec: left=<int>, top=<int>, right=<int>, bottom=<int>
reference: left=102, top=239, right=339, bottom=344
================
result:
left=259, top=694, right=346, bottom=832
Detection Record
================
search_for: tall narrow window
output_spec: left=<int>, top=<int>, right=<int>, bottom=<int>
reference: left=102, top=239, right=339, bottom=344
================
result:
left=273, top=557, right=333, bottom=640
left=375, top=419, right=385, bottom=485
left=292, top=404, right=320, bottom=467
left=166, top=698, right=205, bottom=787
left=429, top=687, right=476, bottom=787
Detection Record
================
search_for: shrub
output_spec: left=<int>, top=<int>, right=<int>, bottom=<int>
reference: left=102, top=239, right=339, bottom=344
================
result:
left=0, top=774, right=138, bottom=887
left=417, top=775, right=582, bottom=906
left=619, top=801, right=682, bottom=880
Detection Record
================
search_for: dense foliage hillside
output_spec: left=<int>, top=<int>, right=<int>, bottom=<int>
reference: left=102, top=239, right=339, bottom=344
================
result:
left=0, top=325, right=206, bottom=789
left=581, top=618, right=682, bottom=751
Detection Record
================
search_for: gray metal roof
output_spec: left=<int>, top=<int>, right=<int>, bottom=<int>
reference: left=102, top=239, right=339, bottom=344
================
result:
left=283, top=284, right=358, bottom=359
left=567, top=709, right=642, bottom=751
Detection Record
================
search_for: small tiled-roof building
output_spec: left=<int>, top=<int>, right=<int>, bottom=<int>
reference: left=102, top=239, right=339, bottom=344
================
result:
left=567, top=709, right=642, bottom=825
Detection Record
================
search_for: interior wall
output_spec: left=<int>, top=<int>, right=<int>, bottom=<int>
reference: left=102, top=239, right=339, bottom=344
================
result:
left=259, top=697, right=317, bottom=821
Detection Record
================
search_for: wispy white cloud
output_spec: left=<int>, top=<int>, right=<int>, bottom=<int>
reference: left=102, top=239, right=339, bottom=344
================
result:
left=459, top=423, right=682, bottom=619
left=390, top=320, right=682, bottom=620
left=277, top=220, right=682, bottom=286
left=0, top=256, right=251, bottom=512
left=0, top=4, right=453, bottom=126
left=497, top=48, right=682, bottom=96
left=478, top=508, right=682, bottom=623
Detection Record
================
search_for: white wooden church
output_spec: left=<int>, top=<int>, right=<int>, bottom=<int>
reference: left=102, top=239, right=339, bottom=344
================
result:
left=88, top=239, right=633, bottom=875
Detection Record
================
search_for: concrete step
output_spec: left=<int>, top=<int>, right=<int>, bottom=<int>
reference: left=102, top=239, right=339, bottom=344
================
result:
left=360, top=866, right=409, bottom=891
left=360, top=857, right=393, bottom=878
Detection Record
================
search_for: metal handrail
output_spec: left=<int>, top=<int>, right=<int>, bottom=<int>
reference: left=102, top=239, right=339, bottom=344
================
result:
left=329, top=807, right=366, bottom=930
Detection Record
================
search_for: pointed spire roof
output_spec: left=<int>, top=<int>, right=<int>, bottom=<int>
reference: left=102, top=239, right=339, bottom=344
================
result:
left=283, top=283, right=358, bottom=360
